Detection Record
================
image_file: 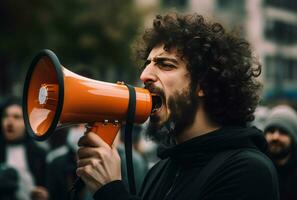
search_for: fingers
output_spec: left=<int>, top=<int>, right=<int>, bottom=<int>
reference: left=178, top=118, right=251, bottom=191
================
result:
left=77, top=147, right=102, bottom=160
left=76, top=131, right=122, bottom=194
left=111, top=145, right=119, bottom=154
left=77, top=158, right=101, bottom=168
left=78, top=131, right=110, bottom=148
left=77, top=146, right=115, bottom=160
left=31, top=186, right=49, bottom=200
left=76, top=165, right=103, bottom=194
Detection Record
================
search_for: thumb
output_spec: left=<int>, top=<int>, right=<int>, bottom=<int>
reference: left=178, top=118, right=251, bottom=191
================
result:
left=78, top=131, right=110, bottom=148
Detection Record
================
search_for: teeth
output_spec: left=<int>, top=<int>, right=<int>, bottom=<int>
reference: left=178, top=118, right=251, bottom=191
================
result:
left=152, top=94, right=163, bottom=114
left=152, top=107, right=161, bottom=114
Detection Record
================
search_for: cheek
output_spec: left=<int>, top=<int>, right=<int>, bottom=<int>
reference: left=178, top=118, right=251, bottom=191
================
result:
left=2, top=119, right=8, bottom=128
left=15, top=120, right=25, bottom=131
left=164, top=75, right=178, bottom=87
left=265, top=134, right=274, bottom=143
left=284, top=138, right=292, bottom=146
left=264, top=135, right=270, bottom=141
left=166, top=78, right=190, bottom=94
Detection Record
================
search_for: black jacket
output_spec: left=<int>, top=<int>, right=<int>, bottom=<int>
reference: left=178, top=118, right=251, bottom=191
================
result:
left=47, top=147, right=91, bottom=200
left=275, top=151, right=297, bottom=200
left=94, top=127, right=279, bottom=200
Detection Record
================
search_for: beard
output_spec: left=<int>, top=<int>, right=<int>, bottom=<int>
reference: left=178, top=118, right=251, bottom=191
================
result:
left=144, top=83, right=198, bottom=145
left=267, top=140, right=293, bottom=161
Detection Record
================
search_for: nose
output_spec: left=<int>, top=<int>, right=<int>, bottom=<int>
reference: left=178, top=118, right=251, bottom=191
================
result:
left=270, top=130, right=281, bottom=140
left=140, top=63, right=157, bottom=83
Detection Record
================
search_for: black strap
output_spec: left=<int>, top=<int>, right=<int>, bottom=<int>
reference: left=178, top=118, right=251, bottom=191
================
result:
left=68, top=178, right=84, bottom=200
left=124, top=83, right=137, bottom=195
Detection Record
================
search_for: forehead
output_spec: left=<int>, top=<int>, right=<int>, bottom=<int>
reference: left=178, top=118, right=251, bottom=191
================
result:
left=148, top=44, right=181, bottom=60
left=4, top=104, right=22, bottom=115
left=265, top=126, right=290, bottom=135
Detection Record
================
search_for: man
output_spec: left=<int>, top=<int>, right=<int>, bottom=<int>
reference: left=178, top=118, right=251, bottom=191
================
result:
left=76, top=13, right=279, bottom=199
left=0, top=97, right=48, bottom=200
left=264, top=105, right=297, bottom=200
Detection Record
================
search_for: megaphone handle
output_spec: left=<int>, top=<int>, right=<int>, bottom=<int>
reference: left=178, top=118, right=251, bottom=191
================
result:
left=89, top=122, right=121, bottom=146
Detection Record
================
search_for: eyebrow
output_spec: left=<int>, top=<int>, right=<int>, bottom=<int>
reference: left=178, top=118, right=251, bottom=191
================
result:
left=152, top=56, right=179, bottom=64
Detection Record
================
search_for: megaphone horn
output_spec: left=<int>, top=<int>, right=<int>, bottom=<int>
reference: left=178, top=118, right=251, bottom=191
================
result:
left=22, top=49, right=153, bottom=146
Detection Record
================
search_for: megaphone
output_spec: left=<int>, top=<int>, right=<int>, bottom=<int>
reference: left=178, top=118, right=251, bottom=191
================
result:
left=22, top=49, right=154, bottom=146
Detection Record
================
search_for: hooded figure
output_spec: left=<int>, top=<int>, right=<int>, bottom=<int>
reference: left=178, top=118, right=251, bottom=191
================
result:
left=0, top=97, right=48, bottom=200
left=264, top=105, right=297, bottom=200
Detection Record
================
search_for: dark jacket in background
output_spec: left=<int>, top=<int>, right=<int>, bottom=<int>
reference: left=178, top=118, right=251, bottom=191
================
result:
left=275, top=152, right=297, bottom=200
left=93, top=127, right=279, bottom=200
left=47, top=146, right=92, bottom=200
left=0, top=163, right=18, bottom=200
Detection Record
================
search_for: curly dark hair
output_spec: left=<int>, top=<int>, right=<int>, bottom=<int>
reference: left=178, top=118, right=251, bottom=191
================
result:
left=136, top=12, right=262, bottom=126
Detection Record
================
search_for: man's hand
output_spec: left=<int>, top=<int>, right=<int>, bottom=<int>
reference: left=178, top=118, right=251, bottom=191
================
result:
left=31, top=186, right=49, bottom=200
left=76, top=131, right=122, bottom=194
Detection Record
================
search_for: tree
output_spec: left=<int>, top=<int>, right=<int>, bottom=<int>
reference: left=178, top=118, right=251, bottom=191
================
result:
left=0, top=0, right=144, bottom=97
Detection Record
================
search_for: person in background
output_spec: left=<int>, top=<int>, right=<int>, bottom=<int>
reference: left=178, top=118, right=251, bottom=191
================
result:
left=264, top=105, right=297, bottom=200
left=47, top=124, right=93, bottom=200
left=0, top=97, right=48, bottom=200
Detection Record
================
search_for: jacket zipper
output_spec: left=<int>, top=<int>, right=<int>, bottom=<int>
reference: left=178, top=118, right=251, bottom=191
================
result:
left=163, top=167, right=181, bottom=200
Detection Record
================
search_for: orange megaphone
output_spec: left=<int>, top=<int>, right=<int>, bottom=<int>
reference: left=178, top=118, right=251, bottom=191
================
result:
left=22, top=49, right=153, bottom=146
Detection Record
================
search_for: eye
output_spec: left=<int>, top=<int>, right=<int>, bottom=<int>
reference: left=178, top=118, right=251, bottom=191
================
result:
left=13, top=114, right=22, bottom=120
left=157, top=62, right=176, bottom=70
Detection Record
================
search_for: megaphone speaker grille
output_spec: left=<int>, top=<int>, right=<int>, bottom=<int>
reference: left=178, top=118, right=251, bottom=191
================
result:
left=22, top=49, right=64, bottom=141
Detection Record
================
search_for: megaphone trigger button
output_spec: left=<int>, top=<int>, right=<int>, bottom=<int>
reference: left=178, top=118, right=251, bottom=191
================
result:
left=116, top=81, right=125, bottom=85
left=113, top=120, right=120, bottom=126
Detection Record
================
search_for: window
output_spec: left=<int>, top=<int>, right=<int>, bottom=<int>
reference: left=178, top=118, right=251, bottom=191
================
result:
left=265, top=20, right=297, bottom=44
left=265, top=55, right=297, bottom=81
left=216, top=0, right=245, bottom=11
left=265, top=0, right=297, bottom=13
left=265, top=56, right=276, bottom=81
left=162, top=0, right=188, bottom=9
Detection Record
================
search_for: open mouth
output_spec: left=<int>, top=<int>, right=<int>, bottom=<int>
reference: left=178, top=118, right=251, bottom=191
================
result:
left=5, top=127, right=14, bottom=134
left=152, top=94, right=163, bottom=114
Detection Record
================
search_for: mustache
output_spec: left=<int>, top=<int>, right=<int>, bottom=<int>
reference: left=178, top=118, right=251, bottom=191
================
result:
left=268, top=140, right=285, bottom=147
left=144, top=82, right=165, bottom=99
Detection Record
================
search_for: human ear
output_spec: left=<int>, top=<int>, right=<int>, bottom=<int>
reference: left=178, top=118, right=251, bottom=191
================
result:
left=196, top=85, right=205, bottom=97
left=198, top=89, right=205, bottom=97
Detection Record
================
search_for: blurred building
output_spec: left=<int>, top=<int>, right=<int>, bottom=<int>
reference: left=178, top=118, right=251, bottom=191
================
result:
left=212, top=0, right=297, bottom=102
left=260, top=0, right=297, bottom=101
left=136, top=0, right=297, bottom=103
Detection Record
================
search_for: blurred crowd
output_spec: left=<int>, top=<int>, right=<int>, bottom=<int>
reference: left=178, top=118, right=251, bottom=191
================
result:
left=0, top=96, right=158, bottom=200
left=1, top=94, right=297, bottom=200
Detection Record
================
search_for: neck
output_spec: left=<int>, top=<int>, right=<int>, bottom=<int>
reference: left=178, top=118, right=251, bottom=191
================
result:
left=175, top=106, right=221, bottom=143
